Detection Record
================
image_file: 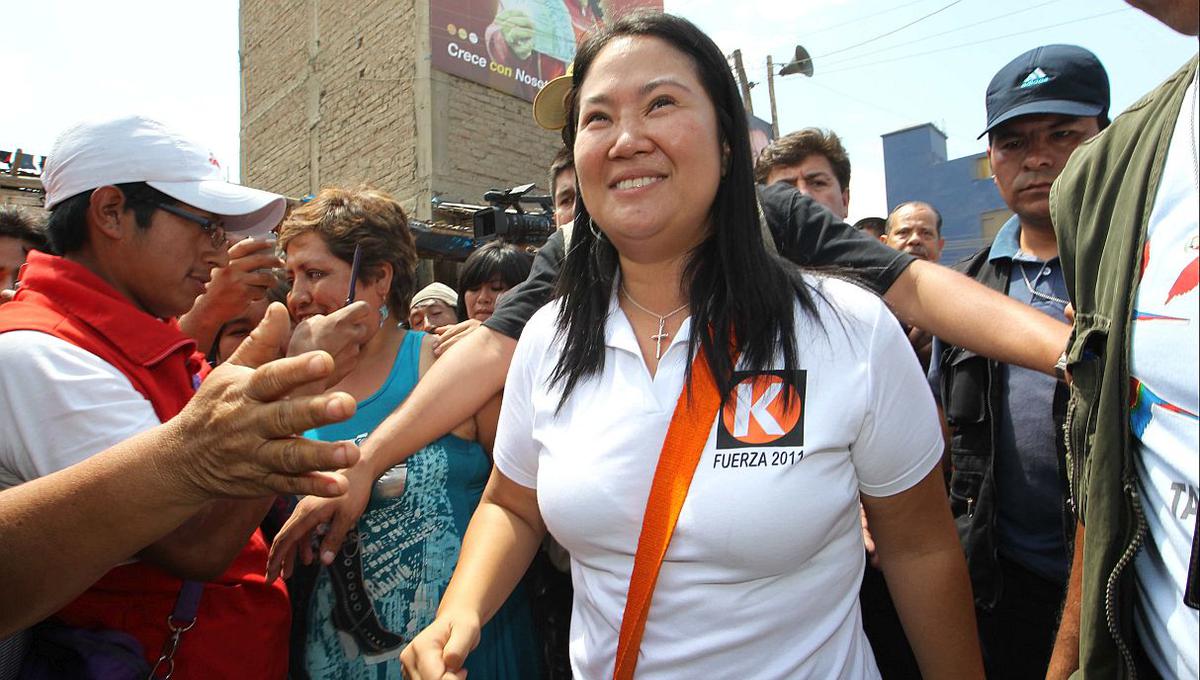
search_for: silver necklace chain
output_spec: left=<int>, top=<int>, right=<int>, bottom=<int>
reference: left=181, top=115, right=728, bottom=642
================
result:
left=1018, top=261, right=1069, bottom=307
left=619, top=283, right=689, bottom=360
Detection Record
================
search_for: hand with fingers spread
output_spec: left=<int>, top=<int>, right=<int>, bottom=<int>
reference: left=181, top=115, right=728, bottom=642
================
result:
left=287, top=300, right=372, bottom=394
left=0, top=302, right=360, bottom=635
left=180, top=237, right=284, bottom=350
left=432, top=318, right=481, bottom=357
left=399, top=611, right=480, bottom=680
left=265, top=460, right=375, bottom=582
left=170, top=302, right=362, bottom=499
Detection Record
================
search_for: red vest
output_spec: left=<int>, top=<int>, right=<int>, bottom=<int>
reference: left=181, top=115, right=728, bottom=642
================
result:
left=0, top=251, right=290, bottom=678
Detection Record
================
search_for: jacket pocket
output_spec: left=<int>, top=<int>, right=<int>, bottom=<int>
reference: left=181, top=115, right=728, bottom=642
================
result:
left=1064, top=321, right=1107, bottom=517
left=948, top=468, right=984, bottom=521
left=941, top=348, right=987, bottom=426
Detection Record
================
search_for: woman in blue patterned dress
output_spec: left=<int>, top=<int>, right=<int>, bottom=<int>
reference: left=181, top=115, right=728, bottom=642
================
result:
left=274, top=186, right=539, bottom=680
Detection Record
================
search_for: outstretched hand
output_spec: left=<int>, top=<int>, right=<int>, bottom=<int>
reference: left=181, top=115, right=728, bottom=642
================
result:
left=266, top=461, right=375, bottom=582
left=168, top=302, right=361, bottom=501
left=287, top=300, right=372, bottom=394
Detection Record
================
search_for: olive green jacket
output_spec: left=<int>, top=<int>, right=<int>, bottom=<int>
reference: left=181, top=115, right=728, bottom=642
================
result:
left=1050, top=55, right=1198, bottom=679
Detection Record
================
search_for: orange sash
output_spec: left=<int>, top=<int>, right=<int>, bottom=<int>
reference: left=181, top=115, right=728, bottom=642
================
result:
left=612, top=348, right=728, bottom=680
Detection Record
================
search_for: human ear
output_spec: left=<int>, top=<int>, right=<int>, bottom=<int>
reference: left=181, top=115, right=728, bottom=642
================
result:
left=89, top=186, right=130, bottom=241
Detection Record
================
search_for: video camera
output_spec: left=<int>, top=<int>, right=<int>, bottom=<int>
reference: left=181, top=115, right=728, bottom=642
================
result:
left=412, top=183, right=557, bottom=261
left=472, top=183, right=556, bottom=244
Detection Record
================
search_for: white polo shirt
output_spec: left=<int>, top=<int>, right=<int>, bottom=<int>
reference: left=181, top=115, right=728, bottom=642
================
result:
left=495, top=275, right=943, bottom=679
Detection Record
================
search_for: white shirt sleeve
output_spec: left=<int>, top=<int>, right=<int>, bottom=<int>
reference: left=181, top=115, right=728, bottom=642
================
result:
left=492, top=306, right=556, bottom=489
left=0, top=331, right=161, bottom=488
left=850, top=296, right=944, bottom=497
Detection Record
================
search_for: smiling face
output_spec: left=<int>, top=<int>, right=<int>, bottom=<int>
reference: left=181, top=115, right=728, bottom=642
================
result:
left=284, top=231, right=389, bottom=329
left=987, top=113, right=1101, bottom=229
left=573, top=35, right=722, bottom=263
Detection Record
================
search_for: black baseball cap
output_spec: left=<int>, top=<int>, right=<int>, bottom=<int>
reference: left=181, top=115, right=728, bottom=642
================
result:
left=980, top=44, right=1110, bottom=139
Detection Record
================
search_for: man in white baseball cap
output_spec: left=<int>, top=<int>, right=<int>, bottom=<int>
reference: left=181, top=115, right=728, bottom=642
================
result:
left=0, top=115, right=296, bottom=676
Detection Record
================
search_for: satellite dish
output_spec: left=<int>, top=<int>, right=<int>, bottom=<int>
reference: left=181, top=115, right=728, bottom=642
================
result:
left=779, top=45, right=814, bottom=78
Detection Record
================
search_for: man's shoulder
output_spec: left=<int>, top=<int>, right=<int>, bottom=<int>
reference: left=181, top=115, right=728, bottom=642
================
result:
left=0, top=330, right=131, bottom=391
left=949, top=246, right=997, bottom=278
left=1057, top=56, right=1197, bottom=192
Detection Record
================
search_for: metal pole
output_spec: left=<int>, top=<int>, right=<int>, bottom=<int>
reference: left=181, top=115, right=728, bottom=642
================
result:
left=732, top=49, right=754, bottom=115
left=767, top=56, right=780, bottom=138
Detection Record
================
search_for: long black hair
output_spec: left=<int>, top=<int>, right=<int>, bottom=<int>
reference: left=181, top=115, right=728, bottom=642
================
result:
left=456, top=239, right=533, bottom=319
left=550, top=10, right=819, bottom=407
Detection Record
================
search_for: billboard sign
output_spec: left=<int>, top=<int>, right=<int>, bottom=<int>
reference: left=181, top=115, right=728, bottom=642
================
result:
left=430, top=0, right=663, bottom=102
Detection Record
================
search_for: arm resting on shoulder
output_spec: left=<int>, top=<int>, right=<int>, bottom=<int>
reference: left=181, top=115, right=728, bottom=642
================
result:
left=360, top=326, right=516, bottom=478
left=862, top=468, right=985, bottom=680
left=1045, top=521, right=1084, bottom=680
left=884, top=259, right=1070, bottom=376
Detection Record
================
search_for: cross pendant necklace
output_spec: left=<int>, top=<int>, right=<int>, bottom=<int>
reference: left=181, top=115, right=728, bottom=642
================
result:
left=620, top=283, right=689, bottom=360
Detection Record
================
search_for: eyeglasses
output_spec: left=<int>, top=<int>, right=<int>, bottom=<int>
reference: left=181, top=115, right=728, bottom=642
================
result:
left=155, top=202, right=228, bottom=248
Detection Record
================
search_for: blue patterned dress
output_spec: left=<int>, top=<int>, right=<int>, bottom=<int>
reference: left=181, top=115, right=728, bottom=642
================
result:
left=302, top=330, right=539, bottom=679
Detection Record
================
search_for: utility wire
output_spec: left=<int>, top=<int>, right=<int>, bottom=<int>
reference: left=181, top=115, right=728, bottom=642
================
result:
left=804, top=0, right=965, bottom=62
left=793, top=0, right=937, bottom=39
left=818, top=0, right=1066, bottom=70
left=816, top=8, right=1128, bottom=76
left=801, top=78, right=924, bottom=125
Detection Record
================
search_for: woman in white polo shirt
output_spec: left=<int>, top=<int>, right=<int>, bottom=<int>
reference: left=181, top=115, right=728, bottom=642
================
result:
left=401, top=11, right=983, bottom=680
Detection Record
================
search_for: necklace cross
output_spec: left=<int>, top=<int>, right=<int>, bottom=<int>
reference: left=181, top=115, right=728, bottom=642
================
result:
left=620, top=283, right=688, bottom=361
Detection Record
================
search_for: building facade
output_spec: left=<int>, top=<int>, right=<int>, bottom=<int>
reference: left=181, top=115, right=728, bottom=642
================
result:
left=881, top=123, right=1010, bottom=264
left=240, top=0, right=562, bottom=241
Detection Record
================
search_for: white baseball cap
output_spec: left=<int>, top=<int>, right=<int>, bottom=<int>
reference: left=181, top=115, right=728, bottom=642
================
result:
left=42, top=115, right=286, bottom=237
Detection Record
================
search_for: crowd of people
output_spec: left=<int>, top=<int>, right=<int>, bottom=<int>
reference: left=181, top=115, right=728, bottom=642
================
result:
left=0, top=2, right=1195, bottom=679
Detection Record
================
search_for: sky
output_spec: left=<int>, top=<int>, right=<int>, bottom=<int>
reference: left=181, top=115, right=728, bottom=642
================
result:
left=2, top=0, right=1197, bottom=223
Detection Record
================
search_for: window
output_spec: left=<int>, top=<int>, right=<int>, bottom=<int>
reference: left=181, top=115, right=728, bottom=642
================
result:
left=973, top=156, right=992, bottom=180
left=980, top=209, right=1012, bottom=241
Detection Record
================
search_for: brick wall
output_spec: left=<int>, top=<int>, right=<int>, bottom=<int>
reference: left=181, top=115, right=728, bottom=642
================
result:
left=241, top=0, right=561, bottom=220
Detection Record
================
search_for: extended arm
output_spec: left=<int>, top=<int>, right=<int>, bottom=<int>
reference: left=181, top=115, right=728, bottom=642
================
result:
left=862, top=469, right=985, bottom=679
left=266, top=229, right=560, bottom=577
left=266, top=325, right=517, bottom=579
left=0, top=331, right=359, bottom=636
left=1045, top=521, right=1084, bottom=680
left=399, top=470, right=545, bottom=679
left=884, top=259, right=1069, bottom=375
left=757, top=182, right=1069, bottom=375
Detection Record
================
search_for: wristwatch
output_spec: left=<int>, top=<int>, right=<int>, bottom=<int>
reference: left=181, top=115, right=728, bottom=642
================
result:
left=1054, top=350, right=1069, bottom=383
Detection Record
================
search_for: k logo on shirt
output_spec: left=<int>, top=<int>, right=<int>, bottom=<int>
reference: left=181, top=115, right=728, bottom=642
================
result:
left=717, top=370, right=806, bottom=449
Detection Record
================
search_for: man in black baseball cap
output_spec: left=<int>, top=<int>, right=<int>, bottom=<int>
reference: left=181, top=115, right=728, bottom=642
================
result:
left=930, top=43, right=1110, bottom=680
left=980, top=44, right=1110, bottom=138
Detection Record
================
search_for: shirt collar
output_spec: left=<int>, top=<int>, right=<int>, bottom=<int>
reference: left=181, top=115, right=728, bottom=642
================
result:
left=988, top=214, right=1024, bottom=262
left=18, top=251, right=198, bottom=368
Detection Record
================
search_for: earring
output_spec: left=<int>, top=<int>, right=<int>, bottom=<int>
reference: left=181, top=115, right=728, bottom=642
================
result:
left=588, top=218, right=606, bottom=241
left=379, top=304, right=390, bottom=322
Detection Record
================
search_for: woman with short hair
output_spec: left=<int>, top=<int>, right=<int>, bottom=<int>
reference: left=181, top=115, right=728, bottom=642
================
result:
left=276, top=185, right=539, bottom=680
